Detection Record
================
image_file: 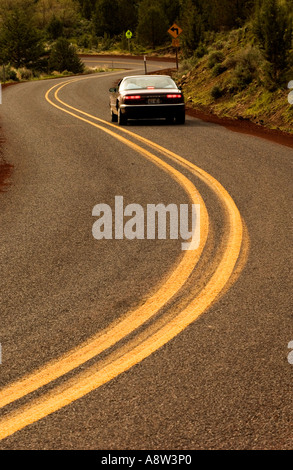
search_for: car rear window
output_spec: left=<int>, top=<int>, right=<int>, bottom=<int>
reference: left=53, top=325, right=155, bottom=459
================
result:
left=120, top=77, right=177, bottom=90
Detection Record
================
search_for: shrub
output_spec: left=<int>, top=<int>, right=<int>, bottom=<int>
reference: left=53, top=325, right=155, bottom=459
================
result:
left=49, top=38, right=84, bottom=74
left=225, top=47, right=263, bottom=91
left=212, top=63, right=227, bottom=77
left=229, top=63, right=253, bottom=91
left=91, top=36, right=99, bottom=49
left=195, top=43, right=208, bottom=58
left=33, top=56, right=49, bottom=73
left=78, top=34, right=92, bottom=49
left=236, top=47, right=263, bottom=74
left=180, top=55, right=198, bottom=74
left=99, top=33, right=114, bottom=51
left=119, top=32, right=129, bottom=51
left=224, top=47, right=263, bottom=72
left=208, top=51, right=225, bottom=69
left=83, top=66, right=106, bottom=74
left=19, top=67, right=33, bottom=80
left=211, top=85, right=224, bottom=99
left=8, top=68, right=18, bottom=81
left=214, top=41, right=224, bottom=51
left=0, top=65, right=19, bottom=82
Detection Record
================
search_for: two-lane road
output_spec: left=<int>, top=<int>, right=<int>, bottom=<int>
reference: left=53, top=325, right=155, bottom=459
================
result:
left=0, top=57, right=292, bottom=450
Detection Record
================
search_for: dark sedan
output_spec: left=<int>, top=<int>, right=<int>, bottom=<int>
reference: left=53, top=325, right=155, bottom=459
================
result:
left=109, top=75, right=185, bottom=125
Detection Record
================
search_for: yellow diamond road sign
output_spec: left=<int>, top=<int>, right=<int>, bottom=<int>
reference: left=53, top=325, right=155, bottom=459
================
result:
left=168, top=23, right=183, bottom=39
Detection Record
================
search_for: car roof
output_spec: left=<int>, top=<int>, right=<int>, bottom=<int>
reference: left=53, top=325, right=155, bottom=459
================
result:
left=121, top=75, right=174, bottom=80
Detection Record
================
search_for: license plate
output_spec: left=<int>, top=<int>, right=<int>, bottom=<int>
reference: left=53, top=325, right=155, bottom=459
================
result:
left=148, top=98, right=161, bottom=104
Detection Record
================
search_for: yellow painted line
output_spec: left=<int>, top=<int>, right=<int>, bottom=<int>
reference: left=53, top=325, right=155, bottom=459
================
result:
left=53, top=77, right=245, bottom=279
left=0, top=78, right=209, bottom=410
left=0, top=75, right=245, bottom=440
left=0, top=196, right=242, bottom=441
left=53, top=76, right=243, bottom=264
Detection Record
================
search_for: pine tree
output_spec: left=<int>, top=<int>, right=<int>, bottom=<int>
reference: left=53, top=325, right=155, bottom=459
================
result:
left=136, top=0, right=169, bottom=48
left=0, top=3, right=44, bottom=68
left=180, top=0, right=204, bottom=56
left=253, top=0, right=292, bottom=84
left=48, top=37, right=84, bottom=73
left=92, top=0, right=120, bottom=37
left=161, top=0, right=180, bottom=24
left=82, top=0, right=96, bottom=20
left=47, top=15, right=64, bottom=40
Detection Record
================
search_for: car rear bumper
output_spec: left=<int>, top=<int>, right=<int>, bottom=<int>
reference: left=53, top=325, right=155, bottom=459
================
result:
left=120, top=103, right=185, bottom=119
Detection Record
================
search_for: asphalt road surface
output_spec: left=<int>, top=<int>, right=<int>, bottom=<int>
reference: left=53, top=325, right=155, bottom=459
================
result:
left=0, top=56, right=292, bottom=450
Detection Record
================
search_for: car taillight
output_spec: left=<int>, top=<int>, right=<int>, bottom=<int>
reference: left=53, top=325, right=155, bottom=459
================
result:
left=167, top=94, right=182, bottom=98
left=125, top=95, right=141, bottom=100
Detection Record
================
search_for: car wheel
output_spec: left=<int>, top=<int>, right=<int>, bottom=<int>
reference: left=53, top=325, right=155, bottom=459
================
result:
left=111, top=109, right=118, bottom=122
left=176, top=111, right=185, bottom=125
left=118, top=107, right=127, bottom=125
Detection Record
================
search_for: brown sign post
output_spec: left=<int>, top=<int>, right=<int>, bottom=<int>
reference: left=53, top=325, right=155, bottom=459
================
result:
left=168, top=23, right=183, bottom=70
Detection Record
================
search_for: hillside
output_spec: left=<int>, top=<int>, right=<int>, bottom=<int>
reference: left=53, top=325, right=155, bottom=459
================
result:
left=174, top=27, right=293, bottom=134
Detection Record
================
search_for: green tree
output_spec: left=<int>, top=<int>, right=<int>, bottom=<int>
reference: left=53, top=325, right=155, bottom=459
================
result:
left=180, top=0, right=204, bottom=56
left=82, top=0, right=96, bottom=20
left=35, top=0, right=80, bottom=35
left=117, top=0, right=138, bottom=32
left=136, top=0, right=169, bottom=48
left=92, top=0, right=120, bottom=36
left=253, top=0, right=292, bottom=84
left=47, top=15, right=64, bottom=39
left=196, top=0, right=255, bottom=30
left=75, top=0, right=97, bottom=19
left=48, top=37, right=84, bottom=73
left=161, top=0, right=180, bottom=24
left=0, top=2, right=44, bottom=68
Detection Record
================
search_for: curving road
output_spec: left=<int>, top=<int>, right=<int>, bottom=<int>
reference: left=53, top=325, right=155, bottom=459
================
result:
left=0, top=57, right=292, bottom=450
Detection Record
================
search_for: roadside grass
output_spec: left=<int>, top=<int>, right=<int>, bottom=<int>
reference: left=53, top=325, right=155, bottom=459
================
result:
left=74, top=38, right=175, bottom=58
left=0, top=65, right=117, bottom=85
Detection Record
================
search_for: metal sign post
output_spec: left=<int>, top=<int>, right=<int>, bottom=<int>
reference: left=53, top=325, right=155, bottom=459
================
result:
left=168, top=24, right=183, bottom=71
left=172, top=39, right=180, bottom=70
left=125, top=30, right=132, bottom=53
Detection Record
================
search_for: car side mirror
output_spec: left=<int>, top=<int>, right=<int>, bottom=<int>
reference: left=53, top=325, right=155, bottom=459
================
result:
left=109, top=87, right=117, bottom=93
